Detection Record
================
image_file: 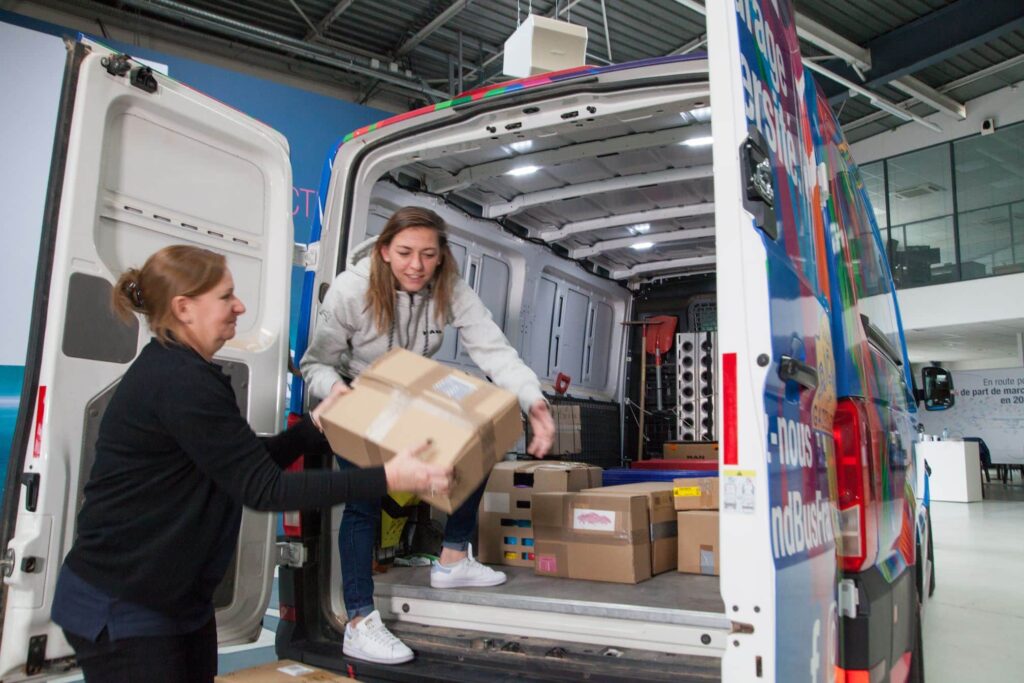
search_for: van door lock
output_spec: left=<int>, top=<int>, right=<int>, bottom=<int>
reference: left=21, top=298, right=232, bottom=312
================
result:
left=275, top=542, right=307, bottom=568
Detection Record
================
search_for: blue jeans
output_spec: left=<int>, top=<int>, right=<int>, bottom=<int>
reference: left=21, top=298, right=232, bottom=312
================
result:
left=335, top=455, right=488, bottom=619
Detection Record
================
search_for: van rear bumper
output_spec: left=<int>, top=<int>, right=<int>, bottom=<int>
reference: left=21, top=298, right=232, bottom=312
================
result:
left=838, top=565, right=916, bottom=680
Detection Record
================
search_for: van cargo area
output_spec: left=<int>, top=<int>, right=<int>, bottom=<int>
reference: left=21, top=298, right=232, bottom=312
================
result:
left=284, top=57, right=740, bottom=679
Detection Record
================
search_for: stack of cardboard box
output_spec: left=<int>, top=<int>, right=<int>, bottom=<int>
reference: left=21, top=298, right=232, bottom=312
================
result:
left=477, top=460, right=602, bottom=567
left=674, top=475, right=719, bottom=575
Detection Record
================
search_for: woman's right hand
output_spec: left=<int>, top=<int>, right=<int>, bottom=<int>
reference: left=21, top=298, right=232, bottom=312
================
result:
left=310, top=381, right=352, bottom=431
left=384, top=441, right=453, bottom=498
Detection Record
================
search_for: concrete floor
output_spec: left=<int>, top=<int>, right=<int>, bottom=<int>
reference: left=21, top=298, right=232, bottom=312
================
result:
left=922, top=480, right=1024, bottom=683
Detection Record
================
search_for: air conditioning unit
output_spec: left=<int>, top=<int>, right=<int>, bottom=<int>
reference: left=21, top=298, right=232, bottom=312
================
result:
left=503, top=14, right=588, bottom=78
left=892, top=182, right=944, bottom=200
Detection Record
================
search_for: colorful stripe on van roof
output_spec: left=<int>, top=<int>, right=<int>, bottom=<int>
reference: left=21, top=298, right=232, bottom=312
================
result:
left=339, top=54, right=705, bottom=146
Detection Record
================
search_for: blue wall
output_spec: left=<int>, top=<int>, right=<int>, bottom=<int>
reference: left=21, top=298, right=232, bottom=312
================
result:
left=0, top=11, right=389, bottom=504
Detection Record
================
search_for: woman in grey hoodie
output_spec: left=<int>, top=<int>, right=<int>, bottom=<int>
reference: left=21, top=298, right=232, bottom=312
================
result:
left=301, top=206, right=555, bottom=665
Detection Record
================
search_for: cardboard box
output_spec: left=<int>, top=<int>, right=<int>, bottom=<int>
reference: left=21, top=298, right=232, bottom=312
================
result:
left=677, top=510, right=719, bottom=575
left=663, top=441, right=718, bottom=460
left=215, top=660, right=349, bottom=682
left=551, top=404, right=582, bottom=455
left=581, top=482, right=678, bottom=575
left=319, top=348, right=523, bottom=513
left=533, top=491, right=652, bottom=584
left=673, top=476, right=719, bottom=511
left=478, top=460, right=602, bottom=566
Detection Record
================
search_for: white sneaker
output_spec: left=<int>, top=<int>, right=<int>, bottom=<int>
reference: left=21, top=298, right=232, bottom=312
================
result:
left=342, top=610, right=414, bottom=665
left=430, top=544, right=508, bottom=588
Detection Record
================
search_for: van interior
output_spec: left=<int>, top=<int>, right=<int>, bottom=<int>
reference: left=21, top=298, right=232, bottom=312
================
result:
left=310, top=58, right=733, bottom=667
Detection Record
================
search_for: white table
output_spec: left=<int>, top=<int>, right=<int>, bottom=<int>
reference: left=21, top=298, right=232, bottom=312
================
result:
left=915, top=440, right=982, bottom=503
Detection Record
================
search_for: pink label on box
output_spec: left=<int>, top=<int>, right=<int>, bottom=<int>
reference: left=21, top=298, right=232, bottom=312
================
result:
left=537, top=555, right=557, bottom=573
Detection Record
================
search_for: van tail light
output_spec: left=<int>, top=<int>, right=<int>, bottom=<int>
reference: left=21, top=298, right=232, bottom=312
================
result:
left=833, top=398, right=876, bottom=573
left=282, top=413, right=305, bottom=538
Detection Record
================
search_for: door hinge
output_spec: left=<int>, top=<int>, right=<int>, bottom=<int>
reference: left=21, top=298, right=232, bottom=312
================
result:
left=1, top=548, right=14, bottom=578
left=102, top=53, right=131, bottom=77
left=26, top=635, right=46, bottom=676
left=293, top=242, right=319, bottom=269
left=839, top=578, right=859, bottom=618
left=276, top=541, right=307, bottom=568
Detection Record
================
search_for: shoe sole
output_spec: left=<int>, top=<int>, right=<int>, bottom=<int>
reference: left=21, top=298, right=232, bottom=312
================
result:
left=343, top=644, right=414, bottom=665
left=430, top=575, right=508, bottom=589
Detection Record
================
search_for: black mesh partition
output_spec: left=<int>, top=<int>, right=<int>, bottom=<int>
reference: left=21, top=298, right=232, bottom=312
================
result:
left=522, top=395, right=622, bottom=469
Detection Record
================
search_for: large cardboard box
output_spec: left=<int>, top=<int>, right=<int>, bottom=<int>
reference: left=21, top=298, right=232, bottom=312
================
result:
left=663, top=441, right=718, bottom=460
left=215, top=660, right=349, bottom=682
left=551, top=404, right=582, bottom=455
left=581, top=482, right=678, bottom=575
left=319, top=348, right=523, bottom=513
left=478, top=461, right=602, bottom=566
left=533, top=492, right=652, bottom=584
left=673, top=476, right=719, bottom=511
left=677, top=510, right=719, bottom=575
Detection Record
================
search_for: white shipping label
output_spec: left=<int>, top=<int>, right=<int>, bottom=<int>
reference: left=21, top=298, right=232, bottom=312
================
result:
left=432, top=374, right=478, bottom=401
left=572, top=508, right=617, bottom=532
left=483, top=491, right=511, bottom=514
left=277, top=664, right=316, bottom=676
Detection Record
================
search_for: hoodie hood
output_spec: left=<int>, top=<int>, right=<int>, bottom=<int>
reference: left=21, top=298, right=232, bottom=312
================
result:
left=347, top=236, right=378, bottom=278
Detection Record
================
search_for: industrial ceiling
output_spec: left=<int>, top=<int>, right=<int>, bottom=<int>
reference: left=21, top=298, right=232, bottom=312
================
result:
left=13, top=0, right=1024, bottom=142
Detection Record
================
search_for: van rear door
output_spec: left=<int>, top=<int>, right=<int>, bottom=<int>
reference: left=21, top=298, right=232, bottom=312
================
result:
left=0, top=39, right=291, bottom=679
left=707, top=1, right=838, bottom=681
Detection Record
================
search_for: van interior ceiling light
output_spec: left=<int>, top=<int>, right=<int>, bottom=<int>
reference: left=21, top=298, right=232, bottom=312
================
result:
left=682, top=136, right=714, bottom=147
left=630, top=242, right=655, bottom=251
left=509, top=139, right=534, bottom=153
left=631, top=223, right=651, bottom=234
left=506, top=165, right=541, bottom=176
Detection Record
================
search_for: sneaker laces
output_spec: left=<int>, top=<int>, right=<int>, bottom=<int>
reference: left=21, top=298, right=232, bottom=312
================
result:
left=360, top=616, right=403, bottom=649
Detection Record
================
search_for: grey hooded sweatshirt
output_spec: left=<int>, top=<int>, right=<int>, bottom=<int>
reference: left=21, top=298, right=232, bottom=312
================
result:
left=300, top=236, right=544, bottom=414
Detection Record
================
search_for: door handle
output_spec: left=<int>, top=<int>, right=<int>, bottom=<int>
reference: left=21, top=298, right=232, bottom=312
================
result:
left=778, top=355, right=818, bottom=390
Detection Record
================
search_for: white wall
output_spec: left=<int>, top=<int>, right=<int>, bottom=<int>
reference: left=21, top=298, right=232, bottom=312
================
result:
left=850, top=82, right=1024, bottom=164
left=897, top=273, right=1024, bottom=330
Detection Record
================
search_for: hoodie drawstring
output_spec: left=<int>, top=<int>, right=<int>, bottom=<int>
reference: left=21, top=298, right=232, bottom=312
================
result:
left=387, top=292, right=430, bottom=356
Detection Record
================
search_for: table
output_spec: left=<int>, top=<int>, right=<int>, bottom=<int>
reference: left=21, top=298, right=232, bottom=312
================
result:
left=915, top=440, right=982, bottom=503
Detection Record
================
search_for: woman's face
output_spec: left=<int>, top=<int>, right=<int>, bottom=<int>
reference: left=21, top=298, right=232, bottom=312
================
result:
left=380, top=226, right=441, bottom=293
left=177, top=271, right=246, bottom=360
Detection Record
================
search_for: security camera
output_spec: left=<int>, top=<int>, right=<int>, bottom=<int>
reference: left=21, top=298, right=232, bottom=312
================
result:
left=981, top=118, right=996, bottom=136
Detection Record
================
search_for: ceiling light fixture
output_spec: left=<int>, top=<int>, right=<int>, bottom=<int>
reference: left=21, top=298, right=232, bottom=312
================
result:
left=631, top=223, right=651, bottom=234
left=509, top=140, right=534, bottom=153
left=506, top=165, right=540, bottom=176
left=630, top=241, right=654, bottom=251
left=681, top=136, right=714, bottom=147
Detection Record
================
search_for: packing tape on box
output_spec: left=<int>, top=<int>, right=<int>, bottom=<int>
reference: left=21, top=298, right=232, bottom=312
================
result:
left=358, top=371, right=498, bottom=462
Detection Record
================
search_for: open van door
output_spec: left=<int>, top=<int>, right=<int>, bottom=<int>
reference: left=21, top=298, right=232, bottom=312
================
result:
left=0, top=39, right=291, bottom=679
left=707, top=1, right=839, bottom=682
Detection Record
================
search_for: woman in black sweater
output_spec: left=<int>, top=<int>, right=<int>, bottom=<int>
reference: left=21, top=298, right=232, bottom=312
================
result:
left=51, top=245, right=451, bottom=682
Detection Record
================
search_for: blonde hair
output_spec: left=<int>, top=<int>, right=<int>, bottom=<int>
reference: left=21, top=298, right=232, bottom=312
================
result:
left=112, top=245, right=227, bottom=343
left=365, top=207, right=458, bottom=334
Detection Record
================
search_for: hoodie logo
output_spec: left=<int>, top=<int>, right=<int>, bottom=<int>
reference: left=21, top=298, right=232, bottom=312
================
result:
left=421, top=329, right=444, bottom=336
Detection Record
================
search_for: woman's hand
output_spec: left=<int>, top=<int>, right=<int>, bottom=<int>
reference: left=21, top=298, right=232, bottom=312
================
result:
left=384, top=441, right=453, bottom=497
left=310, top=381, right=352, bottom=431
left=527, top=400, right=555, bottom=458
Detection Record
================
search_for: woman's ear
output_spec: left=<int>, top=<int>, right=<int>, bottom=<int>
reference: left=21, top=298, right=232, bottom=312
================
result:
left=170, top=295, right=193, bottom=326
left=380, top=243, right=391, bottom=264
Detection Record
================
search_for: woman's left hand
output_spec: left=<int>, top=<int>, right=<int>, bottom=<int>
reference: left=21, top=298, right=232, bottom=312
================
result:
left=527, top=400, right=555, bottom=458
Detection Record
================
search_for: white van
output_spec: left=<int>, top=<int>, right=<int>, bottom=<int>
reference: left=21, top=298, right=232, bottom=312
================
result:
left=0, top=1, right=934, bottom=681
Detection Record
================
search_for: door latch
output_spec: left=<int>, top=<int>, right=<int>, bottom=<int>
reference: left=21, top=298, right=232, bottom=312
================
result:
left=740, top=127, right=778, bottom=240
left=1, top=548, right=14, bottom=578
left=276, top=541, right=307, bottom=568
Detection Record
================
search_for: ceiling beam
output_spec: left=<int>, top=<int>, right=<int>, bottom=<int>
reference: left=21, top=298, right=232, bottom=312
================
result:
left=610, top=255, right=716, bottom=280
left=570, top=227, right=715, bottom=259
left=117, top=0, right=449, bottom=100
left=483, top=166, right=714, bottom=218
left=397, top=0, right=476, bottom=58
left=794, top=12, right=871, bottom=72
left=863, top=0, right=1024, bottom=88
left=305, top=0, right=357, bottom=40
left=426, top=124, right=710, bottom=194
left=539, top=203, right=716, bottom=242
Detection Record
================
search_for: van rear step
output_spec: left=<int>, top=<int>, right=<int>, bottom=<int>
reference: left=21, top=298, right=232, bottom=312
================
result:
left=283, top=622, right=722, bottom=682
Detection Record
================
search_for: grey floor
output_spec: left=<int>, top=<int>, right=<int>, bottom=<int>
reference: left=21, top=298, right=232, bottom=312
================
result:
left=50, top=480, right=1024, bottom=680
left=922, top=480, right=1024, bottom=683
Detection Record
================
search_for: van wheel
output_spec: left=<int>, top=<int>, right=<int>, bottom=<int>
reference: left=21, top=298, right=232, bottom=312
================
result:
left=927, top=511, right=936, bottom=597
left=908, top=599, right=925, bottom=683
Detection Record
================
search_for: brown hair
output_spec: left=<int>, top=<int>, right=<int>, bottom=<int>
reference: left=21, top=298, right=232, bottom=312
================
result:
left=365, top=207, right=458, bottom=334
left=112, top=245, right=227, bottom=343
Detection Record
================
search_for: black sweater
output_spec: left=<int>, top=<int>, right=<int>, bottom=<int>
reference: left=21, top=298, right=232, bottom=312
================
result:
left=65, top=339, right=386, bottom=615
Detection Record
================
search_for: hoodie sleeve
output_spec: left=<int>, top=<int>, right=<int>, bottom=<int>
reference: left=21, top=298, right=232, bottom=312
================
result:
left=449, top=279, right=545, bottom=414
left=299, top=273, right=359, bottom=401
